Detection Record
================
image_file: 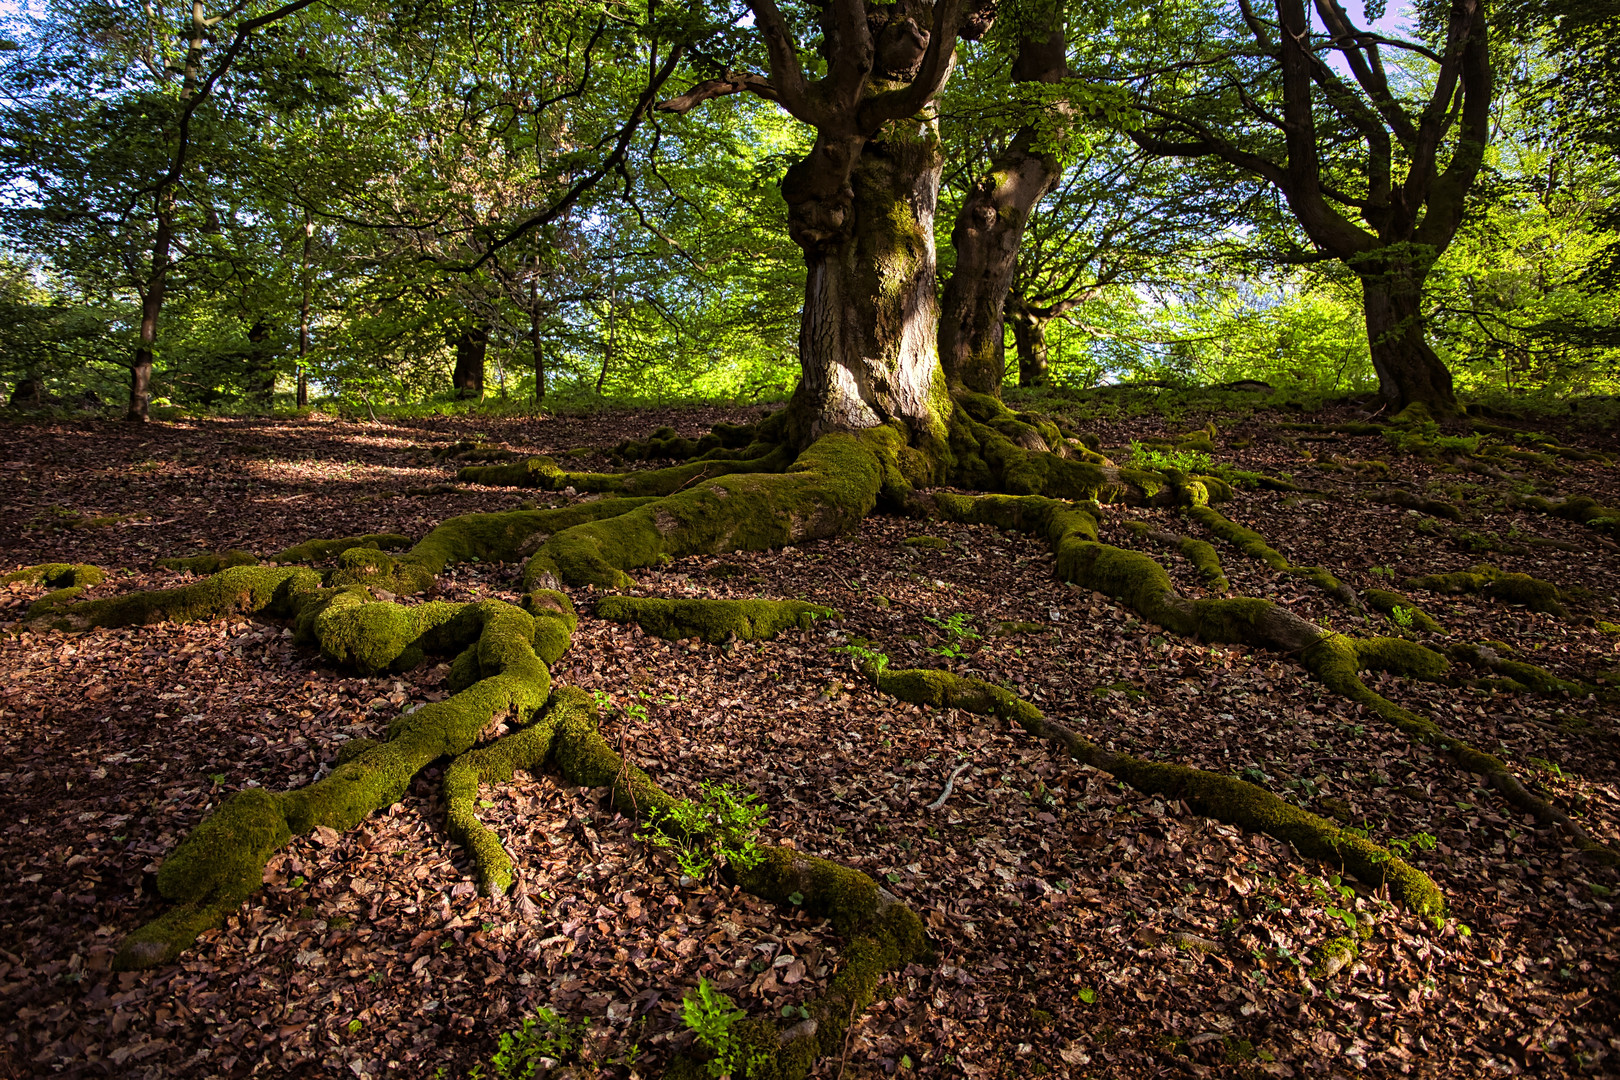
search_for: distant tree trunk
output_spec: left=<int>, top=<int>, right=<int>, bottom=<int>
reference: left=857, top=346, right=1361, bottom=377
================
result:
left=1357, top=261, right=1457, bottom=413
left=128, top=211, right=170, bottom=423
left=1009, top=301, right=1050, bottom=388
left=938, top=12, right=1067, bottom=397
left=245, top=320, right=276, bottom=405
left=530, top=265, right=545, bottom=404
left=781, top=126, right=950, bottom=446
left=297, top=212, right=312, bottom=408
left=451, top=324, right=488, bottom=399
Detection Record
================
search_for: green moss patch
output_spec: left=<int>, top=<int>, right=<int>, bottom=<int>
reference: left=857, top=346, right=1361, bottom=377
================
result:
left=1404, top=563, right=1567, bottom=616
left=158, top=550, right=260, bottom=574
left=903, top=535, right=953, bottom=549
left=4, top=563, right=104, bottom=589
left=595, top=596, right=837, bottom=643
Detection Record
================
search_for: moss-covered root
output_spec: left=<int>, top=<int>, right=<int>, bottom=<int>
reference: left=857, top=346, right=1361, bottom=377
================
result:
left=1363, top=589, right=1444, bottom=633
left=522, top=430, right=893, bottom=591
left=1448, top=642, right=1586, bottom=695
left=1509, top=493, right=1620, bottom=539
left=930, top=491, right=1613, bottom=865
left=3, top=562, right=105, bottom=589
left=1404, top=563, right=1568, bottom=616
left=864, top=664, right=1444, bottom=920
left=612, top=420, right=766, bottom=463
left=457, top=444, right=794, bottom=496
left=1124, top=521, right=1229, bottom=592
left=5, top=563, right=107, bottom=617
left=268, top=533, right=412, bottom=565
left=1305, top=634, right=1617, bottom=866
left=443, top=706, right=563, bottom=896
left=1369, top=488, right=1464, bottom=521
left=32, top=565, right=325, bottom=632
left=946, top=393, right=1222, bottom=507
left=546, top=687, right=926, bottom=1080
left=327, top=497, right=660, bottom=595
left=594, top=596, right=838, bottom=643
left=114, top=598, right=557, bottom=970
left=157, top=551, right=260, bottom=574
left=1186, top=505, right=1357, bottom=607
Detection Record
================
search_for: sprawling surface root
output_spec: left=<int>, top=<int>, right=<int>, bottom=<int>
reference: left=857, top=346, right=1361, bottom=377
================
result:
left=545, top=687, right=927, bottom=1079
left=458, top=444, right=795, bottom=495
left=114, top=595, right=562, bottom=969
left=157, top=550, right=260, bottom=574
left=1507, top=493, right=1620, bottom=539
left=522, top=431, right=893, bottom=591
left=926, top=491, right=1618, bottom=865
left=595, top=596, right=839, bottom=643
left=37, top=565, right=325, bottom=631
left=1186, top=504, right=1358, bottom=607
left=613, top=420, right=769, bottom=463
left=330, top=498, right=660, bottom=595
left=1404, top=563, right=1568, bottom=616
left=859, top=662, right=1444, bottom=919
left=4, top=562, right=106, bottom=616
left=1125, top=520, right=1229, bottom=592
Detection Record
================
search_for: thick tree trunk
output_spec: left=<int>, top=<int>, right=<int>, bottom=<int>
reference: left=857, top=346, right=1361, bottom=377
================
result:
left=782, top=125, right=950, bottom=445
left=937, top=18, right=1066, bottom=396
left=1009, top=303, right=1050, bottom=388
left=1359, top=265, right=1456, bottom=413
left=451, top=325, right=488, bottom=400
left=245, top=320, right=275, bottom=405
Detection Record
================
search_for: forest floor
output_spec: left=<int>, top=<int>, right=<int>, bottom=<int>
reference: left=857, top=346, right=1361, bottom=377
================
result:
left=1, top=393, right=1618, bottom=1080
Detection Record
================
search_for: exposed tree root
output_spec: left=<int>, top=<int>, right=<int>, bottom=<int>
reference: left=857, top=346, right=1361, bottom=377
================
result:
left=1507, top=493, right=1620, bottom=540
left=1185, top=505, right=1358, bottom=607
left=1447, top=642, right=1588, bottom=696
left=1403, top=563, right=1567, bottom=616
left=595, top=596, right=839, bottom=643
left=853, top=661, right=1444, bottom=920
left=157, top=550, right=260, bottom=574
left=4, top=563, right=106, bottom=616
left=521, top=431, right=895, bottom=591
left=113, top=595, right=565, bottom=969
left=612, top=420, right=773, bottom=463
left=1125, top=520, right=1229, bottom=592
left=924, top=491, right=1619, bottom=866
left=545, top=686, right=926, bottom=1080
left=156, top=535, right=414, bottom=575
left=1369, top=487, right=1464, bottom=521
left=457, top=445, right=795, bottom=496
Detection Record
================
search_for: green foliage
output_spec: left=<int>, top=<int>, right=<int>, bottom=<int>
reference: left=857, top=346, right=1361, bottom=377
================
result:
left=924, top=612, right=982, bottom=659
left=1129, top=440, right=1212, bottom=474
left=639, top=782, right=768, bottom=879
left=681, top=978, right=766, bottom=1078
left=467, top=1007, right=584, bottom=1080
left=833, top=642, right=891, bottom=675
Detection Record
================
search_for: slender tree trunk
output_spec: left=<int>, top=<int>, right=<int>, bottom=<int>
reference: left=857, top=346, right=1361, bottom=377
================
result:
left=596, top=280, right=615, bottom=397
left=1009, top=303, right=1050, bottom=388
left=530, top=263, right=545, bottom=405
left=938, top=14, right=1066, bottom=396
left=1358, top=262, right=1456, bottom=413
left=451, top=324, right=488, bottom=400
left=782, top=124, right=949, bottom=445
left=128, top=212, right=170, bottom=422
left=297, top=212, right=312, bottom=408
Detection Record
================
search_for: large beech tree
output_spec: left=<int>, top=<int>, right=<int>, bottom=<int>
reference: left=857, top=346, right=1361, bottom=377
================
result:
left=1124, top=0, right=1493, bottom=413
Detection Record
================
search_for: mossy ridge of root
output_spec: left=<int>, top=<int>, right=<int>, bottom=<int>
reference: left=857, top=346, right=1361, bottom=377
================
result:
left=1362, top=589, right=1444, bottom=633
left=944, top=393, right=1222, bottom=508
left=1403, top=563, right=1567, bottom=616
left=929, top=492, right=1618, bottom=866
left=1124, top=520, right=1229, bottom=592
left=457, top=445, right=795, bottom=497
left=1369, top=488, right=1464, bottom=521
left=115, top=596, right=564, bottom=970
left=1507, top=493, right=1620, bottom=540
left=862, top=664, right=1444, bottom=920
left=34, top=565, right=326, bottom=632
left=1447, top=642, right=1587, bottom=696
left=157, top=550, right=261, bottom=574
left=329, top=498, right=661, bottom=595
left=268, top=533, right=413, bottom=565
left=522, top=430, right=892, bottom=591
left=1185, top=505, right=1356, bottom=607
left=4, top=562, right=105, bottom=589
left=612, top=418, right=772, bottom=463
left=595, top=596, right=838, bottom=643
left=545, top=686, right=926, bottom=1080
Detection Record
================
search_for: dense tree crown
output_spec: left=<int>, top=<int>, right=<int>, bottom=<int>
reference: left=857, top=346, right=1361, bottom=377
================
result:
left=0, top=0, right=1614, bottom=410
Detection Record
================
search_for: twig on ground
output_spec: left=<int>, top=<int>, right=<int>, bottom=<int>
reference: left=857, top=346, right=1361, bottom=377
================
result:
left=928, top=760, right=972, bottom=810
